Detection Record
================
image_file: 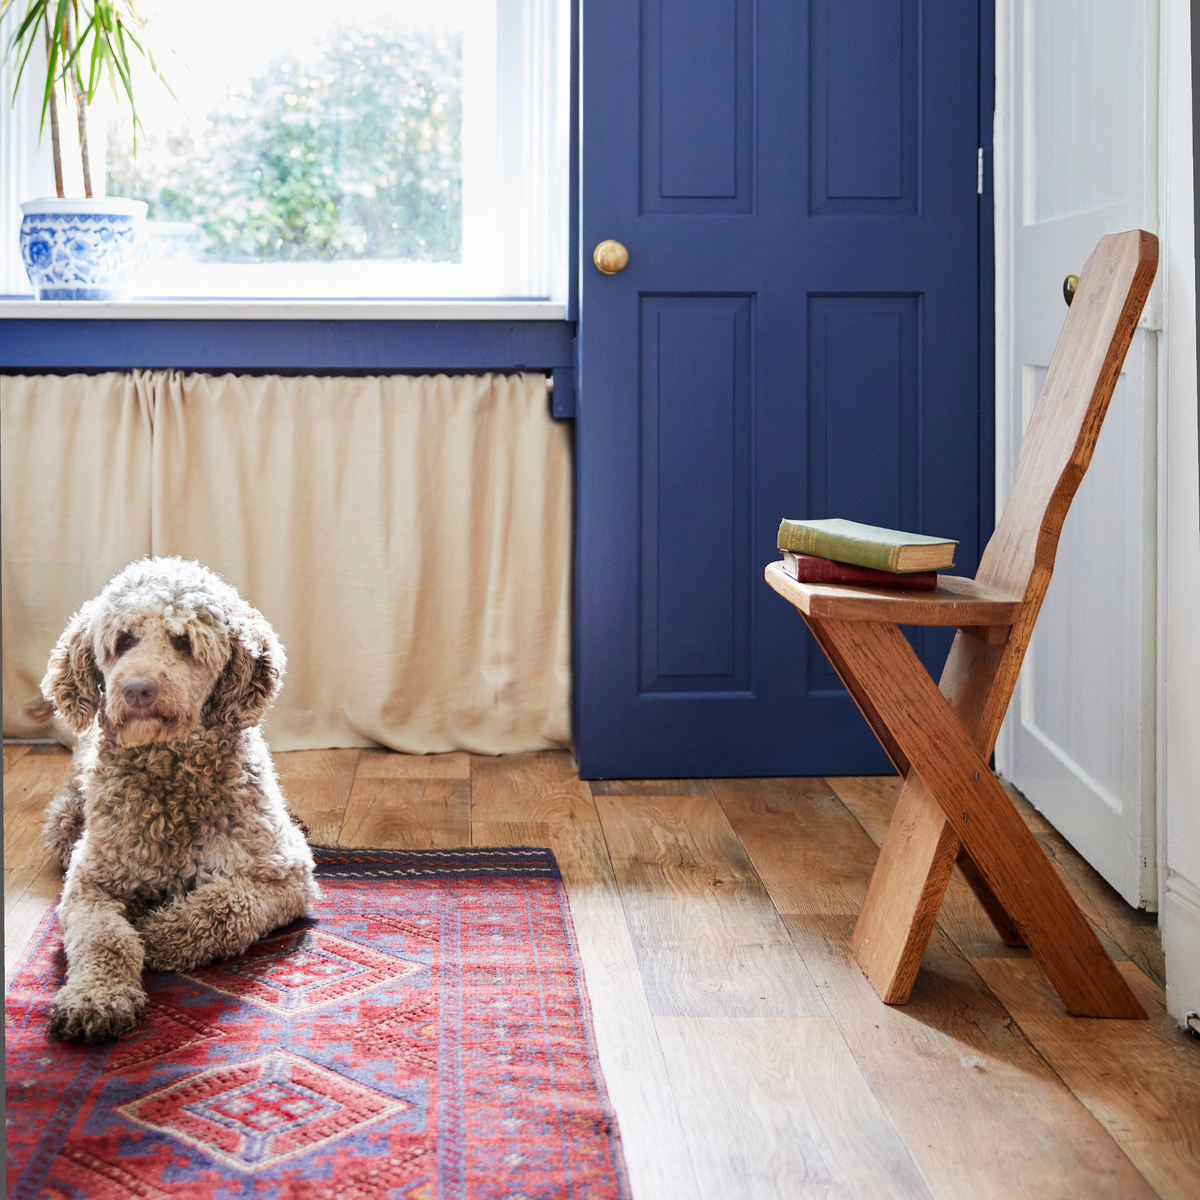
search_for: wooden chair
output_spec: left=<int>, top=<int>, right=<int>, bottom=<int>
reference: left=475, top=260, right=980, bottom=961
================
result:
left=766, top=229, right=1157, bottom=1018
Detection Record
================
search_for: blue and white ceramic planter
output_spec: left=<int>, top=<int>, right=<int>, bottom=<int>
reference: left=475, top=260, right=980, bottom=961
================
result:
left=20, top=197, right=148, bottom=301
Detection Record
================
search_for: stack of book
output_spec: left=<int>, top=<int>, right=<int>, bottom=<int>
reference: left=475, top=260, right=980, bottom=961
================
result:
left=777, top=518, right=957, bottom=591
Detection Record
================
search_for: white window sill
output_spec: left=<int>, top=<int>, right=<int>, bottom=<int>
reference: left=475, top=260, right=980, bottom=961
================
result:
left=0, top=300, right=568, bottom=321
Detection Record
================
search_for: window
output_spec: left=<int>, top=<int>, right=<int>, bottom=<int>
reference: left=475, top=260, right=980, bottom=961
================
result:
left=0, top=0, right=569, bottom=303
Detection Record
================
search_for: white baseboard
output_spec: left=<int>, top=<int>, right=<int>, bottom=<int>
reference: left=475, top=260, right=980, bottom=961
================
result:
left=1163, top=871, right=1200, bottom=1020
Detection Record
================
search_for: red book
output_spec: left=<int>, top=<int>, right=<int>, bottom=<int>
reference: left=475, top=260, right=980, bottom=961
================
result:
left=781, top=550, right=937, bottom=590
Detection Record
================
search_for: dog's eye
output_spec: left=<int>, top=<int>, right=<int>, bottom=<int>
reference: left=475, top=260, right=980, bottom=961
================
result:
left=114, top=631, right=137, bottom=657
left=171, top=633, right=192, bottom=658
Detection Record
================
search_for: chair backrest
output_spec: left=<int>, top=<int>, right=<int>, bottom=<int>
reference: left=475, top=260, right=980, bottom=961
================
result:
left=944, top=229, right=1157, bottom=751
left=978, top=229, right=1158, bottom=604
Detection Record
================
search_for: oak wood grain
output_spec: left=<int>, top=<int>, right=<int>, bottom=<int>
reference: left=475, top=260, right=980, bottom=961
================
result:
left=340, top=777, right=470, bottom=848
left=828, top=777, right=1136, bottom=964
left=962, top=231, right=1158, bottom=767
left=820, top=617, right=1144, bottom=1017
left=5, top=857, right=62, bottom=982
left=802, top=613, right=911, bottom=775
left=3, top=744, right=32, bottom=773
left=959, top=623, right=1012, bottom=645
left=710, top=775, right=875, bottom=915
left=656, top=1015, right=932, bottom=1200
left=811, top=620, right=1026, bottom=988
left=834, top=631, right=1025, bottom=994
left=717, top=766, right=1126, bottom=1200
left=590, top=778, right=715, bottom=796
left=1034, top=828, right=1166, bottom=989
left=829, top=775, right=1071, bottom=960
left=355, top=749, right=471, bottom=780
left=4, top=755, right=73, bottom=976
left=765, top=562, right=1022, bottom=626
left=595, top=792, right=826, bottom=1018
left=470, top=754, right=699, bottom=1200
left=3, top=754, right=73, bottom=888
left=470, top=750, right=596, bottom=826
left=973, top=957, right=1200, bottom=1200
left=848, top=773, right=962, bottom=1002
left=830, top=772, right=1052, bottom=840
left=272, top=748, right=360, bottom=846
left=789, top=914, right=1159, bottom=1200
left=952, top=848, right=1027, bottom=947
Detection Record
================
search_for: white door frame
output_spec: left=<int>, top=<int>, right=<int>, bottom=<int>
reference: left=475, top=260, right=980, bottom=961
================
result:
left=1157, top=0, right=1200, bottom=1020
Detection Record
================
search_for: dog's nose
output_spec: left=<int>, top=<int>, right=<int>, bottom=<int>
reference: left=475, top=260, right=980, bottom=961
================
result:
left=122, top=678, right=159, bottom=708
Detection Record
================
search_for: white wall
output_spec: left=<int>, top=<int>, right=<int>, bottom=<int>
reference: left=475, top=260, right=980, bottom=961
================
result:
left=1158, top=0, right=1200, bottom=1020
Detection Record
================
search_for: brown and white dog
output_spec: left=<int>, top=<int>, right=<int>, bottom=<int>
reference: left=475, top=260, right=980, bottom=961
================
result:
left=40, top=557, right=317, bottom=1042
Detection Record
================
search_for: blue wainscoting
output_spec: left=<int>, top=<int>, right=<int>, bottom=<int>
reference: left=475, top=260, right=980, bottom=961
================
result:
left=0, top=319, right=575, bottom=371
left=0, top=318, right=579, bottom=413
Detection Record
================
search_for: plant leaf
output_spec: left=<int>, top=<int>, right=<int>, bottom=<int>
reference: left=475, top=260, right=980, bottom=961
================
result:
left=3, top=0, right=181, bottom=146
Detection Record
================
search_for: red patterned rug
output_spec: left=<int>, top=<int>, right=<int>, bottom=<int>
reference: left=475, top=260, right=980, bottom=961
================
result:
left=5, top=847, right=629, bottom=1200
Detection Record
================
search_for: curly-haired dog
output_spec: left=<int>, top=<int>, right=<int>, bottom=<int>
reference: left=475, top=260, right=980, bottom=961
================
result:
left=40, top=557, right=317, bottom=1043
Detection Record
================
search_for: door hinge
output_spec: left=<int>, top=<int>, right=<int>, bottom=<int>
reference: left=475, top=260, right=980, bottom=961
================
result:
left=977, top=148, right=984, bottom=195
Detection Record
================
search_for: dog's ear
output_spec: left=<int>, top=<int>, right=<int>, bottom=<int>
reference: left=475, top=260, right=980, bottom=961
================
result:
left=203, top=607, right=286, bottom=730
left=40, top=602, right=102, bottom=735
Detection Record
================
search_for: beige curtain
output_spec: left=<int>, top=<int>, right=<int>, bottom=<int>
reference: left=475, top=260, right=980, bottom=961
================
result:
left=2, top=371, right=572, bottom=753
left=1, top=373, right=155, bottom=738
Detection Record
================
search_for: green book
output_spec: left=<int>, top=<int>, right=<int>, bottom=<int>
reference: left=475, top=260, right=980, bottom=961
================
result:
left=777, top=518, right=957, bottom=574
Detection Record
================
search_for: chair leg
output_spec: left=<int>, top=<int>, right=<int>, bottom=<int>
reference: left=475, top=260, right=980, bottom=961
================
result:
left=956, top=847, right=1026, bottom=947
left=936, top=629, right=1026, bottom=946
left=851, top=773, right=959, bottom=1003
left=805, top=611, right=1027, bottom=976
left=814, top=616, right=1145, bottom=1019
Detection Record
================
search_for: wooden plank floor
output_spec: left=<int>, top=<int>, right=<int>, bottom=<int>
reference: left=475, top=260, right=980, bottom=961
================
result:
left=6, top=745, right=1199, bottom=1199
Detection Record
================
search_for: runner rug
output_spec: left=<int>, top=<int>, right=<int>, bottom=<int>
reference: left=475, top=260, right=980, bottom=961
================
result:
left=6, top=846, right=629, bottom=1200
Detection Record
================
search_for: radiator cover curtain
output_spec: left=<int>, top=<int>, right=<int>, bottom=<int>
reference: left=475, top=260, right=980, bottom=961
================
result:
left=1, top=371, right=572, bottom=754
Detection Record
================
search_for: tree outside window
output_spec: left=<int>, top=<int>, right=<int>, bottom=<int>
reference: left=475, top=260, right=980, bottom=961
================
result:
left=106, top=24, right=462, bottom=266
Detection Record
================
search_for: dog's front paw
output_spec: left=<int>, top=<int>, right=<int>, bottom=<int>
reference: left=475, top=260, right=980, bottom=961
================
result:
left=138, top=916, right=208, bottom=973
left=49, top=983, right=145, bottom=1043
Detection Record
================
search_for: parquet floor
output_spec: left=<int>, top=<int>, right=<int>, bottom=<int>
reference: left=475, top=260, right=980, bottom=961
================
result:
left=5, top=742, right=1199, bottom=1199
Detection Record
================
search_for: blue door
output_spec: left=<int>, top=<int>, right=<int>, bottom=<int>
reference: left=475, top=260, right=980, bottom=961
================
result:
left=576, top=0, right=988, bottom=778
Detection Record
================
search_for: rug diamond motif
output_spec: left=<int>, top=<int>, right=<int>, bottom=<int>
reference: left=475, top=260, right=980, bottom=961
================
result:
left=116, top=1049, right=410, bottom=1172
left=230, top=946, right=362, bottom=988
left=201, top=1078, right=336, bottom=1130
left=181, top=926, right=422, bottom=1015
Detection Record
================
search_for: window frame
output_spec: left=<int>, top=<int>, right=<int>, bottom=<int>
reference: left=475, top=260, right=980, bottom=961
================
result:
left=0, top=0, right=580, bottom=397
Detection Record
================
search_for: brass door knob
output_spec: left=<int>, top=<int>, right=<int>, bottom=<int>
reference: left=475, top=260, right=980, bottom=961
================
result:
left=593, top=240, right=629, bottom=274
left=1063, top=274, right=1080, bottom=307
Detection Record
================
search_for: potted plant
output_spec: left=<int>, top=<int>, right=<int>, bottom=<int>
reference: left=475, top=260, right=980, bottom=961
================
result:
left=2, top=0, right=174, bottom=299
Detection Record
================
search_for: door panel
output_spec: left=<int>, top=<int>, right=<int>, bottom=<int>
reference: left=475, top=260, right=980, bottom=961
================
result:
left=995, top=0, right=1157, bottom=906
left=640, top=295, right=753, bottom=694
left=809, top=0, right=919, bottom=214
left=641, top=0, right=754, bottom=213
left=577, top=0, right=985, bottom=778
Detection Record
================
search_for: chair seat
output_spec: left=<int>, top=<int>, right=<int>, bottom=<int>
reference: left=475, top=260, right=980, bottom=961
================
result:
left=764, top=560, right=1022, bottom=627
